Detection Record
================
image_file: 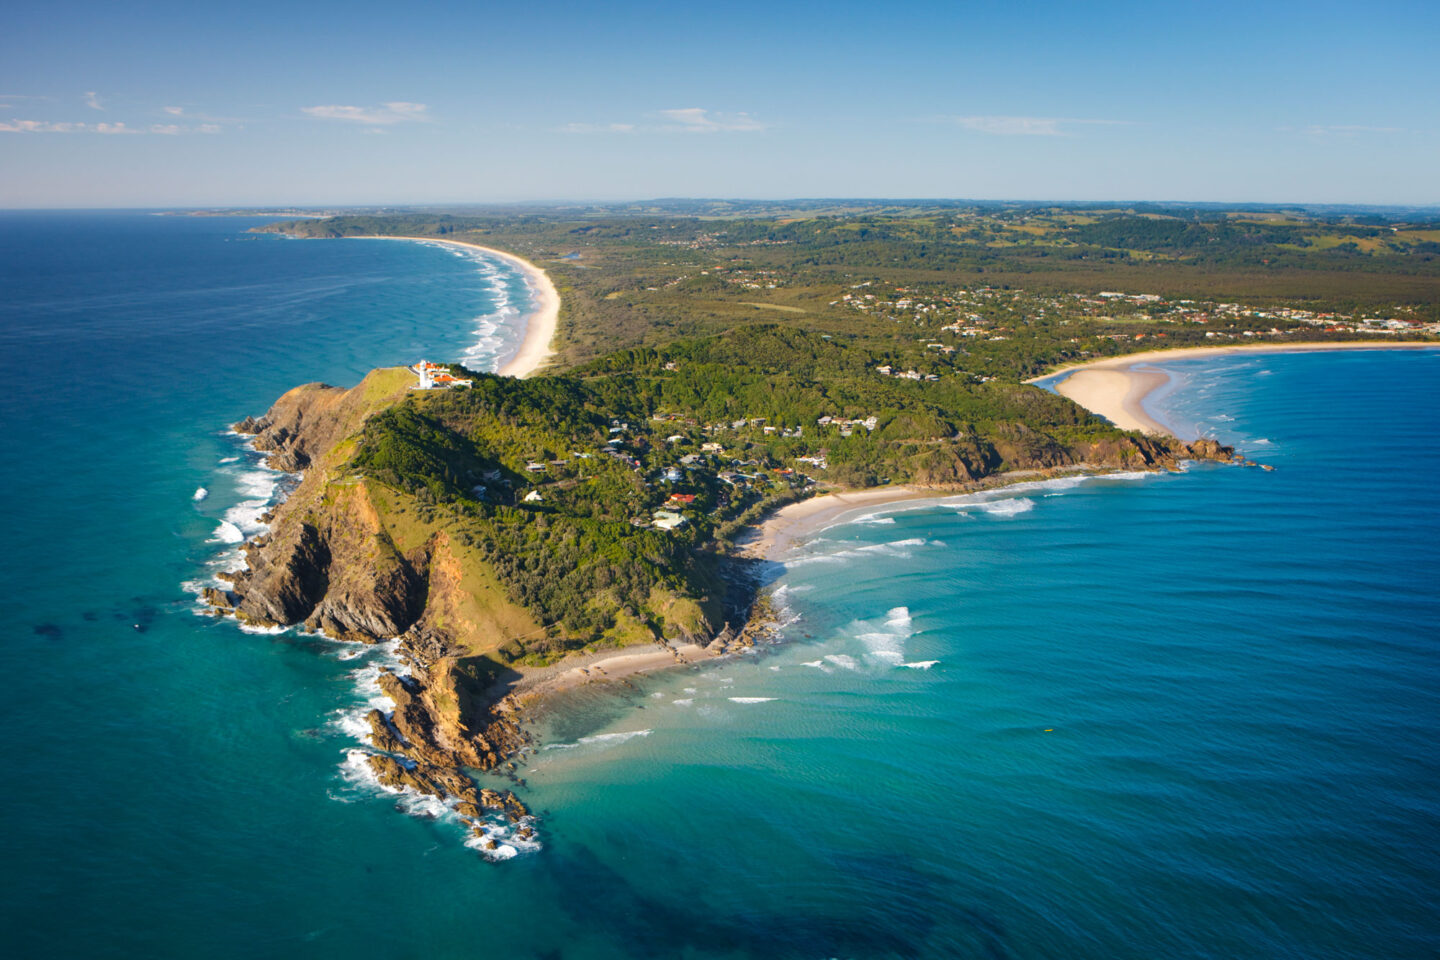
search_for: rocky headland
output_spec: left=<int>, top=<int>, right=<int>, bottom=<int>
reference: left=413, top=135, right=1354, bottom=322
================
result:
left=212, top=368, right=538, bottom=844
left=204, top=357, right=1237, bottom=849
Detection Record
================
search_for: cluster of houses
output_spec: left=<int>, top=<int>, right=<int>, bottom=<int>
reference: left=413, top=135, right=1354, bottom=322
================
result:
left=874, top=365, right=941, bottom=382
left=511, top=415, right=836, bottom=533
left=1064, top=291, right=1434, bottom=335
left=829, top=283, right=1436, bottom=359
left=815, top=414, right=878, bottom=437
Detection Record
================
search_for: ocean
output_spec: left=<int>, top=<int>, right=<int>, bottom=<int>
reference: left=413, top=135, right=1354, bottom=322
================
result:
left=1, top=212, right=1436, bottom=959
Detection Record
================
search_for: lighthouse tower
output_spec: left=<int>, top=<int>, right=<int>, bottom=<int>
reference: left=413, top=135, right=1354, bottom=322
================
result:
left=416, top=359, right=432, bottom=389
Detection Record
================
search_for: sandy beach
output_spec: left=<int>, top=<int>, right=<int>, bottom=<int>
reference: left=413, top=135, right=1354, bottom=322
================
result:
left=358, top=236, right=561, bottom=378
left=510, top=641, right=710, bottom=704
left=1054, top=367, right=1172, bottom=434
left=733, top=486, right=929, bottom=558
left=1030, top=341, right=1436, bottom=438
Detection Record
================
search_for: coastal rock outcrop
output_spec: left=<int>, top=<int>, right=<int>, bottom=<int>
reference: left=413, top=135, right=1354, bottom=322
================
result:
left=1186, top=437, right=1236, bottom=462
left=232, top=522, right=329, bottom=627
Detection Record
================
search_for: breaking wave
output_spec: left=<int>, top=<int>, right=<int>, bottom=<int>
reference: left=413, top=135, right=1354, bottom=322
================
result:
left=785, top=537, right=940, bottom=569
left=398, top=239, right=534, bottom=375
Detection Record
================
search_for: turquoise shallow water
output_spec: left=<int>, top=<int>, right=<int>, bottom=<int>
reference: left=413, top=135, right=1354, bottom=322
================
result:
left=1, top=215, right=1437, bottom=958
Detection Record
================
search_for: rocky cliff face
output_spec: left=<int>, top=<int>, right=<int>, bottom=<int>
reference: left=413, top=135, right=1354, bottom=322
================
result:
left=234, top=381, right=362, bottom=473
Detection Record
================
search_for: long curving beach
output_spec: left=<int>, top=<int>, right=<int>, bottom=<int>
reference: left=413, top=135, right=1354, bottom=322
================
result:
left=1032, top=341, right=1437, bottom=439
left=361, top=236, right=561, bottom=378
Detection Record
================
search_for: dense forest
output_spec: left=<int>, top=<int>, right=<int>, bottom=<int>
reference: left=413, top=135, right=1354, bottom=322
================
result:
left=322, top=325, right=1204, bottom=661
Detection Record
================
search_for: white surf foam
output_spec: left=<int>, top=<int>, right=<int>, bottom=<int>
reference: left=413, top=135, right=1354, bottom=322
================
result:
left=852, top=606, right=917, bottom=665
left=193, top=486, right=208, bottom=502
left=901, top=660, right=939, bottom=670
left=786, top=537, right=939, bottom=568
left=969, top=497, right=1034, bottom=517
left=237, top=622, right=290, bottom=635
left=464, top=816, right=543, bottom=862
left=233, top=466, right=281, bottom=500
left=341, top=746, right=539, bottom=861
left=728, top=697, right=776, bottom=704
left=402, top=242, right=533, bottom=375
left=207, top=520, right=245, bottom=544
left=819, top=471, right=1160, bottom=534
left=576, top=729, right=653, bottom=746
left=328, top=640, right=408, bottom=744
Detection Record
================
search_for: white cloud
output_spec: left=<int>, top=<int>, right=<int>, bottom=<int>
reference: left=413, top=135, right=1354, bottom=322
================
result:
left=1, top=118, right=215, bottom=135
left=1298, top=124, right=1405, bottom=136
left=0, top=119, right=80, bottom=132
left=301, top=101, right=429, bottom=125
left=84, top=91, right=103, bottom=111
left=934, top=115, right=1131, bottom=136
left=657, top=108, right=766, bottom=133
left=559, top=121, right=636, bottom=134
left=163, top=105, right=185, bottom=116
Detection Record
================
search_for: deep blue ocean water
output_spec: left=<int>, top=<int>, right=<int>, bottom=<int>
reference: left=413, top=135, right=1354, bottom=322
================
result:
left=1, top=213, right=1436, bottom=959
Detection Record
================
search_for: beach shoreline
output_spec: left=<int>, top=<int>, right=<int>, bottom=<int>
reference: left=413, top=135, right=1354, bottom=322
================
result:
left=354, top=236, right=561, bottom=378
left=1028, top=340, right=1436, bottom=438
left=506, top=468, right=1146, bottom=702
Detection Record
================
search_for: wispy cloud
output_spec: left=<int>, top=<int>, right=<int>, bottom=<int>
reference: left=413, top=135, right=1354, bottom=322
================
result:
left=558, top=121, right=637, bottom=134
left=160, top=106, right=237, bottom=126
left=147, top=122, right=222, bottom=135
left=0, top=119, right=134, bottom=133
left=301, top=101, right=429, bottom=125
left=0, top=118, right=219, bottom=135
left=929, top=115, right=1131, bottom=136
left=1285, top=123, right=1406, bottom=136
left=83, top=91, right=105, bottom=111
left=657, top=108, right=767, bottom=133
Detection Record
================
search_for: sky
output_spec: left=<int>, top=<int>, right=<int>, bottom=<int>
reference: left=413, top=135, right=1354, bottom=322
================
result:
left=2, top=0, right=1437, bottom=208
